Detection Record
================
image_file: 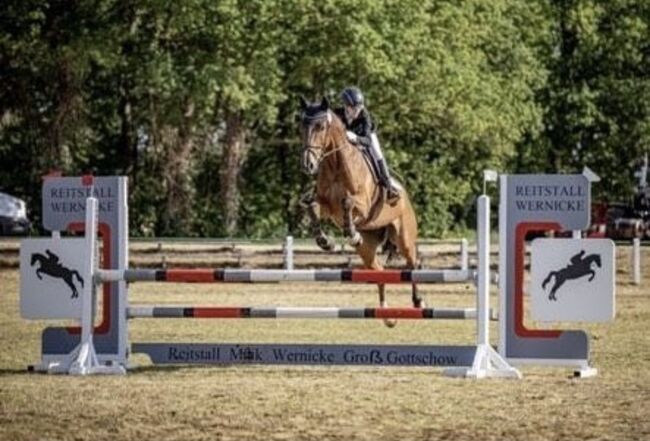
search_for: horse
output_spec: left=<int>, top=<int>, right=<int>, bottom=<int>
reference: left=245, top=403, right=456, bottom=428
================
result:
left=31, top=251, right=84, bottom=299
left=298, top=96, right=423, bottom=326
left=541, top=251, right=602, bottom=301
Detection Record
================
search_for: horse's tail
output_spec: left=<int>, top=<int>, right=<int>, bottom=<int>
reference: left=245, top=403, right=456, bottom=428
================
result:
left=375, top=227, right=396, bottom=264
left=541, top=271, right=556, bottom=290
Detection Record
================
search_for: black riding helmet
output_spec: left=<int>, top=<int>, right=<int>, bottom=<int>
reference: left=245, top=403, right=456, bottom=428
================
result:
left=341, top=87, right=364, bottom=107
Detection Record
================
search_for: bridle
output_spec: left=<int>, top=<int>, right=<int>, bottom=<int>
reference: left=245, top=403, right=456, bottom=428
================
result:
left=301, top=110, right=346, bottom=172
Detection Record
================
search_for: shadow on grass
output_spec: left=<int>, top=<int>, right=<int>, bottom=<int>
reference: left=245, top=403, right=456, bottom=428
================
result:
left=0, top=367, right=44, bottom=376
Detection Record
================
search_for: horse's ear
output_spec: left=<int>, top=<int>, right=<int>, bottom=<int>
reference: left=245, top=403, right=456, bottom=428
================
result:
left=321, top=96, right=330, bottom=110
left=299, top=96, right=308, bottom=110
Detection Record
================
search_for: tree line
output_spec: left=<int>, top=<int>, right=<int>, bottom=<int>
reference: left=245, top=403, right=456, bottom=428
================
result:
left=1, top=0, right=648, bottom=237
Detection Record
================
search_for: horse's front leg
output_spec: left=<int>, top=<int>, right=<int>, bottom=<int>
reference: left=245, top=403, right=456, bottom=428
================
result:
left=342, top=196, right=362, bottom=247
left=301, top=193, right=335, bottom=252
left=588, top=270, right=596, bottom=282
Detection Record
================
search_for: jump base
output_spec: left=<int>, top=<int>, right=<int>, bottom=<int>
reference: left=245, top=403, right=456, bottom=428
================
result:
left=132, top=343, right=479, bottom=367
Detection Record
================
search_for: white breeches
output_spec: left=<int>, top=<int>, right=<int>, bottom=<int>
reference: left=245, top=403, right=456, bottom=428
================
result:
left=368, top=133, right=385, bottom=162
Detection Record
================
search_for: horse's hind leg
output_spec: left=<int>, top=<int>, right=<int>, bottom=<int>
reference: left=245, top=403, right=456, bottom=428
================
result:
left=358, top=232, right=396, bottom=328
left=63, top=275, right=79, bottom=299
left=72, top=270, right=84, bottom=287
left=393, top=222, right=424, bottom=308
left=550, top=278, right=565, bottom=301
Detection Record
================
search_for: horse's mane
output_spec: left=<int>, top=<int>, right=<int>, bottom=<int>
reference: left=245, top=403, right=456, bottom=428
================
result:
left=326, top=110, right=349, bottom=147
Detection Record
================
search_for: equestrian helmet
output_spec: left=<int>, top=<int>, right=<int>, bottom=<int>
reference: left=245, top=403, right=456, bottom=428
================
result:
left=341, top=87, right=364, bottom=107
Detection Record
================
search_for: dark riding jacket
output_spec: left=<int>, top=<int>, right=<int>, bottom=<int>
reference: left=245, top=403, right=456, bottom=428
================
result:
left=334, top=107, right=375, bottom=149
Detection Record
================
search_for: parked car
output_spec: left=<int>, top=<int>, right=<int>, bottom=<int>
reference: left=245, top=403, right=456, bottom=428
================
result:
left=0, top=192, right=31, bottom=235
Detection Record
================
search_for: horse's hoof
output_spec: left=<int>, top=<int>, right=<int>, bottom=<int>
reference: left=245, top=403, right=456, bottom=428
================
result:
left=347, top=232, right=362, bottom=247
left=316, top=236, right=335, bottom=252
left=383, top=319, right=397, bottom=328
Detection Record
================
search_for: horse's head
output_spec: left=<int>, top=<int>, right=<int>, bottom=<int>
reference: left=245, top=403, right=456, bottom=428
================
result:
left=590, top=254, right=602, bottom=268
left=299, top=96, right=337, bottom=175
left=30, top=253, right=40, bottom=266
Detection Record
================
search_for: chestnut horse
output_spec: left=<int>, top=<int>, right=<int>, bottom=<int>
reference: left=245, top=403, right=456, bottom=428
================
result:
left=299, top=97, right=423, bottom=324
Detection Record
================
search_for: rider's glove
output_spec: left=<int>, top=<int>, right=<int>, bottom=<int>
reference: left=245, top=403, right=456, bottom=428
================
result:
left=346, top=131, right=358, bottom=144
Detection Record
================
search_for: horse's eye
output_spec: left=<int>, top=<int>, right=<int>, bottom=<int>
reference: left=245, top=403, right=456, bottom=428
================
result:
left=315, top=122, right=323, bottom=130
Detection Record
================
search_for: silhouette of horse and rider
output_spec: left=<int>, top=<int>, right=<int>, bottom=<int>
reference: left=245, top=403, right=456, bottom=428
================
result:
left=541, top=250, right=602, bottom=301
left=30, top=250, right=84, bottom=299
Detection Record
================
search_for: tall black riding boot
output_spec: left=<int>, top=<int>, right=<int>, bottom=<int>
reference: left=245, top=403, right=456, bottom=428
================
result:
left=377, top=159, right=400, bottom=202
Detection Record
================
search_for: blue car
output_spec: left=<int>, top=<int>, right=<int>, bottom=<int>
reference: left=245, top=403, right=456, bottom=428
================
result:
left=0, top=192, right=31, bottom=235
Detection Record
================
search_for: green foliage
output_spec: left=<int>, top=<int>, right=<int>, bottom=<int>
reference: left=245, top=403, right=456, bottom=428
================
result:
left=1, top=0, right=648, bottom=237
left=517, top=0, right=650, bottom=201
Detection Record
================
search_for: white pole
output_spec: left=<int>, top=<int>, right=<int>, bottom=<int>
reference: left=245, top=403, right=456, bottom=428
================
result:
left=460, top=238, right=468, bottom=272
left=284, top=236, right=294, bottom=270
left=68, top=197, right=125, bottom=376
left=476, top=195, right=489, bottom=346
left=68, top=197, right=99, bottom=375
left=633, top=238, right=641, bottom=286
left=444, top=193, right=520, bottom=378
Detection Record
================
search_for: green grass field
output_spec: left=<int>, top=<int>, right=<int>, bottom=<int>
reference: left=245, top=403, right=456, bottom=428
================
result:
left=1, top=245, right=649, bottom=441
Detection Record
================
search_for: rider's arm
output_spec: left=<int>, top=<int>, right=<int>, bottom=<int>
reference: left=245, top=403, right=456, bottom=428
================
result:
left=355, top=110, right=374, bottom=148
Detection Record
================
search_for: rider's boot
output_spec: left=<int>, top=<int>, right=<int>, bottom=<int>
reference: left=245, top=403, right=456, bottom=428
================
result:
left=377, top=159, right=400, bottom=203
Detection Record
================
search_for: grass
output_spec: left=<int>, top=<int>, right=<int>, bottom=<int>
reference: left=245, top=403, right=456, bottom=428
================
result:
left=0, top=245, right=649, bottom=441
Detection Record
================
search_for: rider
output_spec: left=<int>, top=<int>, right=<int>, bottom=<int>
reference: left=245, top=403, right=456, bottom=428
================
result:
left=334, top=86, right=400, bottom=202
left=569, top=250, right=586, bottom=265
left=45, top=249, right=60, bottom=263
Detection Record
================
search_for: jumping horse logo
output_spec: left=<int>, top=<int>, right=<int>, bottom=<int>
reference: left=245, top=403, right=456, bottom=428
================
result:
left=30, top=250, right=84, bottom=298
left=541, top=250, right=602, bottom=301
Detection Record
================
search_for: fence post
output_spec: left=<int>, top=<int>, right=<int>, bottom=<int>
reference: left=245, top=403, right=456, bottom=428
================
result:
left=633, top=238, right=641, bottom=286
left=460, top=238, right=468, bottom=271
left=284, top=236, right=294, bottom=270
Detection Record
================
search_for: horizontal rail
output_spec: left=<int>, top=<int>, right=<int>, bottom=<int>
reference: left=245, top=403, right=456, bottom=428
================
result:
left=127, top=306, right=498, bottom=320
left=100, top=268, right=476, bottom=284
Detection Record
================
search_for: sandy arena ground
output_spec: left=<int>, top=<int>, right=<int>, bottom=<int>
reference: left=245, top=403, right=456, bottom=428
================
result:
left=1, top=243, right=649, bottom=441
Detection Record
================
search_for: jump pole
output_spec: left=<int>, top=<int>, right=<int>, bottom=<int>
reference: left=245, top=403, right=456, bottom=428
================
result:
left=99, top=268, right=476, bottom=284
left=126, top=306, right=487, bottom=320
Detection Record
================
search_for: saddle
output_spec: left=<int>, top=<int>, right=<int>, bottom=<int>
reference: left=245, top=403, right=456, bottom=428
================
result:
left=357, top=146, right=380, bottom=184
left=354, top=149, right=404, bottom=228
left=356, top=145, right=403, bottom=194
